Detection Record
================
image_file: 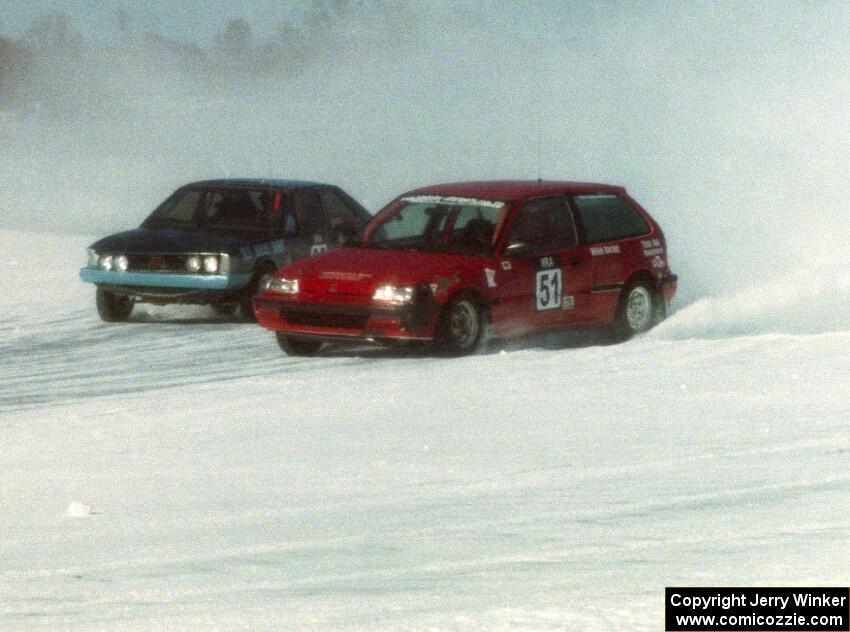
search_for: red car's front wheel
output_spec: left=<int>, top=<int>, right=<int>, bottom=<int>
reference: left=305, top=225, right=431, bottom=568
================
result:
left=276, top=333, right=323, bottom=357
left=438, top=296, right=484, bottom=356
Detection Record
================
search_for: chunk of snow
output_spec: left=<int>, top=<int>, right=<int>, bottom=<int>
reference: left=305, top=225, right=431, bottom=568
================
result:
left=66, top=502, right=92, bottom=518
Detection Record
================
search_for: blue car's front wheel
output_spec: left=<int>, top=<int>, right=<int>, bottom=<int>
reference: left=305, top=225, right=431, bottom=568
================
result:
left=240, top=265, right=277, bottom=321
left=95, top=288, right=133, bottom=322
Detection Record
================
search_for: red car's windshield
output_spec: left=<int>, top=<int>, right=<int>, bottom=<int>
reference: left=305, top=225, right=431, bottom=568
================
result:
left=363, top=195, right=508, bottom=255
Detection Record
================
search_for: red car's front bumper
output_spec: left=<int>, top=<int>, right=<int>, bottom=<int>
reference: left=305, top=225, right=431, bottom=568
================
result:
left=253, top=294, right=438, bottom=343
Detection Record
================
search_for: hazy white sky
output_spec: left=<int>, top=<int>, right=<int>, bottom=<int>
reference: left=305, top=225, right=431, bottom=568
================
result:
left=2, top=0, right=847, bottom=303
left=3, top=0, right=300, bottom=41
left=4, top=1, right=847, bottom=48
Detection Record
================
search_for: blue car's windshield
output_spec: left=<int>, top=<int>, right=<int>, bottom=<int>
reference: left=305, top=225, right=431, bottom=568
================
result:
left=143, top=188, right=272, bottom=234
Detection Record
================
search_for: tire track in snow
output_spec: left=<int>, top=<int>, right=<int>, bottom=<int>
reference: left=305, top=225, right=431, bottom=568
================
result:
left=1, top=308, right=322, bottom=411
left=0, top=305, right=439, bottom=413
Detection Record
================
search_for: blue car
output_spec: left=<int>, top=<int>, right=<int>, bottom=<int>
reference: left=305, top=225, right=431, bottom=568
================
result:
left=80, top=179, right=370, bottom=321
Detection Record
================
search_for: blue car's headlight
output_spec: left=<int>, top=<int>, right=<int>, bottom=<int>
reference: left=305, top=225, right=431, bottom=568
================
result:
left=202, top=255, right=219, bottom=273
left=114, top=255, right=129, bottom=272
left=186, top=255, right=201, bottom=272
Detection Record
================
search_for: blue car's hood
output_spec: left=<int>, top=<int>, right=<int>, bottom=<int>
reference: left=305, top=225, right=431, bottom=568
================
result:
left=90, top=227, right=256, bottom=255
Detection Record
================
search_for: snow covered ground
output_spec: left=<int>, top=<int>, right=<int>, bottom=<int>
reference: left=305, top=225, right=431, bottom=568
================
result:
left=1, top=230, right=848, bottom=631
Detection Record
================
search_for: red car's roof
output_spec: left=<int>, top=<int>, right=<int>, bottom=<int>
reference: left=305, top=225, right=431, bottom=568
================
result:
left=406, top=180, right=625, bottom=201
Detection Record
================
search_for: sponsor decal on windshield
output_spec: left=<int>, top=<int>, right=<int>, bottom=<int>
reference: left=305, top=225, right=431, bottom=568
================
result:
left=402, top=195, right=504, bottom=209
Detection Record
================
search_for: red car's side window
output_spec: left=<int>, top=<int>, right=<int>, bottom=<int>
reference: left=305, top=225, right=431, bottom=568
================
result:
left=506, top=196, right=577, bottom=255
left=572, top=194, right=650, bottom=243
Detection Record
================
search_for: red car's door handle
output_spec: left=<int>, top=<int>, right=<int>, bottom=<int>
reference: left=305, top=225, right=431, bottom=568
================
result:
left=570, top=256, right=582, bottom=266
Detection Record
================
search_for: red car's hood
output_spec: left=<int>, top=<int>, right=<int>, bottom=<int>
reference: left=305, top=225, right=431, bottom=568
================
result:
left=282, top=246, right=488, bottom=297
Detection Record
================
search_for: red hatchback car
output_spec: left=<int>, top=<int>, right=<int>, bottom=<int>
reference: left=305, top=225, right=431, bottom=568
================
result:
left=254, top=181, right=677, bottom=356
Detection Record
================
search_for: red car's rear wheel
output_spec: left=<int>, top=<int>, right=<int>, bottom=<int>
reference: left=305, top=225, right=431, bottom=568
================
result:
left=613, top=281, right=658, bottom=340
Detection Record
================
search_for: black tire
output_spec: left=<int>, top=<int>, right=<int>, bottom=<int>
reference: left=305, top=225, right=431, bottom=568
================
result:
left=276, top=333, right=323, bottom=357
left=95, top=288, right=133, bottom=322
left=612, top=281, right=658, bottom=341
left=240, top=266, right=276, bottom=321
left=436, top=295, right=485, bottom=356
left=212, top=303, right=238, bottom=316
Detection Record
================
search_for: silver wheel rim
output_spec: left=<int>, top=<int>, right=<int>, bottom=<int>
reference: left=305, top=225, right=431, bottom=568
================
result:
left=449, top=300, right=479, bottom=348
left=626, top=286, right=652, bottom=332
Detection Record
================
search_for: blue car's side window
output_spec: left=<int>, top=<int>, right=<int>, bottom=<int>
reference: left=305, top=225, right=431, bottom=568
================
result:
left=292, top=190, right=325, bottom=239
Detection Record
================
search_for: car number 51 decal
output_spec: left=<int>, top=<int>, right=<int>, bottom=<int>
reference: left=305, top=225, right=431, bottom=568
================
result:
left=536, top=268, right=562, bottom=310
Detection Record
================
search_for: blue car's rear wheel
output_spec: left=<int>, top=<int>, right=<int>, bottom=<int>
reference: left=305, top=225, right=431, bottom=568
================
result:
left=212, top=303, right=238, bottom=316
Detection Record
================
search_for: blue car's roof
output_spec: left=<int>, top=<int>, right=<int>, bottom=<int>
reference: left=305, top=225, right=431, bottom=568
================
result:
left=182, top=178, right=324, bottom=190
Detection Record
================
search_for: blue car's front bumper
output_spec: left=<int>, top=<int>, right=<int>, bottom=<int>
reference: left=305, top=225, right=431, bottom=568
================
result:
left=80, top=268, right=252, bottom=290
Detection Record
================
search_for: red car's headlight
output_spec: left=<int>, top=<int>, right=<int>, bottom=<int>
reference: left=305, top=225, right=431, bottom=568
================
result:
left=372, top=285, right=414, bottom=305
left=268, top=278, right=299, bottom=294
